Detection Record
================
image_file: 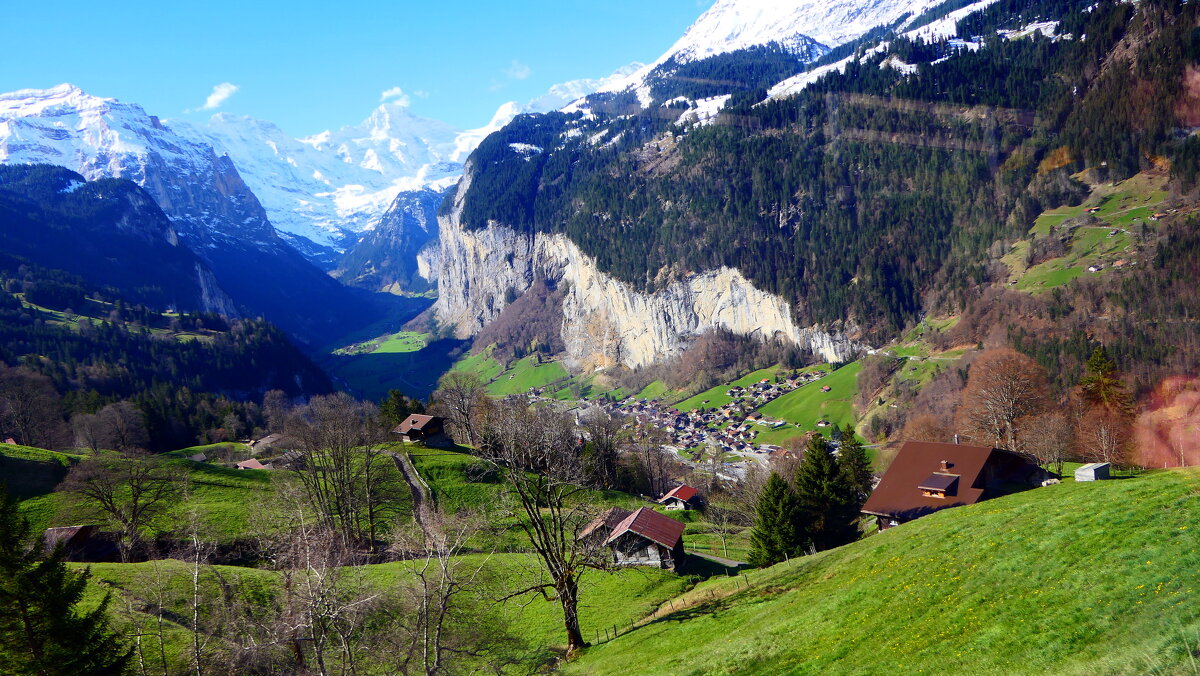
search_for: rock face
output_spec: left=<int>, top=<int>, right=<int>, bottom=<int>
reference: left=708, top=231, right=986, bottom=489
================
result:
left=435, top=165, right=861, bottom=370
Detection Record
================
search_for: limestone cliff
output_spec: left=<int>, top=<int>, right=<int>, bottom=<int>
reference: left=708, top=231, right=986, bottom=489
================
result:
left=435, top=165, right=863, bottom=371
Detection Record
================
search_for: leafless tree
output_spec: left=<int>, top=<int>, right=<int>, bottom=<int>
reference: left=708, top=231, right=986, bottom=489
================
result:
left=60, top=451, right=184, bottom=560
left=431, top=372, right=488, bottom=447
left=1077, top=406, right=1132, bottom=466
left=1020, top=411, right=1073, bottom=477
left=0, top=366, right=65, bottom=448
left=70, top=401, right=149, bottom=453
left=383, top=509, right=505, bottom=675
left=956, top=348, right=1050, bottom=451
left=627, top=423, right=673, bottom=497
left=264, top=486, right=379, bottom=675
left=581, top=408, right=623, bottom=489
left=287, top=393, right=390, bottom=550
left=476, top=397, right=611, bottom=656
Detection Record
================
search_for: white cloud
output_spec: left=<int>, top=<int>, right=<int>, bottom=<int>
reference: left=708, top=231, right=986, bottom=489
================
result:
left=504, top=60, right=532, bottom=80
left=379, top=86, right=412, bottom=107
left=194, top=82, right=238, bottom=111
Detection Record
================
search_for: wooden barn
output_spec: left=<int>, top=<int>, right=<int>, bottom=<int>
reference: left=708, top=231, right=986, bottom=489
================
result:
left=392, top=414, right=445, bottom=443
left=42, top=525, right=120, bottom=562
left=862, top=441, right=1049, bottom=530
left=580, top=506, right=632, bottom=544
left=657, top=484, right=701, bottom=510
left=602, top=507, right=685, bottom=572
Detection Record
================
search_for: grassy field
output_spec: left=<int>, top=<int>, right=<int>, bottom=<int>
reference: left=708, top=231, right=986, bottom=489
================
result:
left=78, top=550, right=692, bottom=674
left=565, top=468, right=1200, bottom=675
left=451, top=348, right=571, bottom=397
left=1013, top=171, right=1168, bottom=293
left=757, top=362, right=860, bottom=432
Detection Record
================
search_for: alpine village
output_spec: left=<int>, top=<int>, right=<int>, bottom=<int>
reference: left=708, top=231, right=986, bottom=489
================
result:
left=3, top=0, right=1200, bottom=673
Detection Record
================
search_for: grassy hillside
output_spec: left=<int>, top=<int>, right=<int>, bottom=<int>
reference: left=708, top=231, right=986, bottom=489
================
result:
left=78, top=553, right=691, bottom=673
left=566, top=469, right=1200, bottom=675
left=674, top=366, right=782, bottom=411
left=756, top=362, right=860, bottom=438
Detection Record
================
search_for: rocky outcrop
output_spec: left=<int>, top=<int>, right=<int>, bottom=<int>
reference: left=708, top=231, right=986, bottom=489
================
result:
left=435, top=165, right=862, bottom=371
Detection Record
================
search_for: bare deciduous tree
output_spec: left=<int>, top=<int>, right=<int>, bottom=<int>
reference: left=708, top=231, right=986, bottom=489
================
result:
left=581, top=408, right=622, bottom=489
left=1077, top=406, right=1132, bottom=466
left=61, top=451, right=184, bottom=560
left=476, top=398, right=610, bottom=656
left=385, top=509, right=505, bottom=675
left=956, top=348, right=1050, bottom=451
left=431, top=371, right=488, bottom=447
left=287, top=393, right=391, bottom=550
left=627, top=423, right=673, bottom=497
left=0, top=366, right=65, bottom=448
left=1020, top=411, right=1073, bottom=477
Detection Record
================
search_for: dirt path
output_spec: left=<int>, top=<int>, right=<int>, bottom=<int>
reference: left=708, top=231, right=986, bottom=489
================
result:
left=390, top=451, right=441, bottom=548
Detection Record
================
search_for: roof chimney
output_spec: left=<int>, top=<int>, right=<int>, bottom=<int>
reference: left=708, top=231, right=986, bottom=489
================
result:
left=940, top=460, right=950, bottom=472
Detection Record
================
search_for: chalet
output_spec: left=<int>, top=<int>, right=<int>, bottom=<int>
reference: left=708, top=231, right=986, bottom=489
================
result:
left=821, top=385, right=832, bottom=392
left=659, top=484, right=701, bottom=510
left=235, top=458, right=271, bottom=470
left=580, top=506, right=632, bottom=544
left=42, top=525, right=120, bottom=562
left=392, top=414, right=445, bottom=442
left=602, top=507, right=685, bottom=572
left=861, top=441, right=1049, bottom=530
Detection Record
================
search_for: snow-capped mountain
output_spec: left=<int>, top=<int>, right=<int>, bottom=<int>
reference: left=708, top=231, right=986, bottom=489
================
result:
left=0, top=83, right=375, bottom=342
left=599, top=0, right=945, bottom=98
left=169, top=103, right=461, bottom=259
left=170, top=64, right=644, bottom=266
left=0, top=84, right=276, bottom=249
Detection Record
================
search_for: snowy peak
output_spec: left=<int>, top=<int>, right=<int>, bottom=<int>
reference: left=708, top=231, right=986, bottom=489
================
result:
left=670, top=0, right=942, bottom=59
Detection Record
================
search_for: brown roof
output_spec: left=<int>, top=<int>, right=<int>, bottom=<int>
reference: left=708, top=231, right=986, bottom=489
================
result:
left=393, top=414, right=441, bottom=435
left=862, top=441, right=1040, bottom=522
left=580, top=507, right=632, bottom=540
left=605, top=507, right=685, bottom=550
left=658, top=484, right=698, bottom=504
left=918, top=473, right=960, bottom=492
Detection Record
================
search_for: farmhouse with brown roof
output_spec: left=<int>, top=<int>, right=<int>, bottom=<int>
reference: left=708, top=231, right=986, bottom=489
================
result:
left=602, top=507, right=685, bottom=572
left=580, top=506, right=632, bottom=545
left=392, top=414, right=444, bottom=442
left=862, top=441, right=1048, bottom=531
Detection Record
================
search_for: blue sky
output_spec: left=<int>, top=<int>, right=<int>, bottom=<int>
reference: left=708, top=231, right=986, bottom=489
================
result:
left=2, top=1, right=711, bottom=136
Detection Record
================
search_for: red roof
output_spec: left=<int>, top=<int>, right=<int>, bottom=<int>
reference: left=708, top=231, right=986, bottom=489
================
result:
left=236, top=458, right=268, bottom=470
left=862, top=441, right=1041, bottom=522
left=393, top=414, right=441, bottom=435
left=605, top=507, right=685, bottom=550
left=658, top=484, right=698, bottom=504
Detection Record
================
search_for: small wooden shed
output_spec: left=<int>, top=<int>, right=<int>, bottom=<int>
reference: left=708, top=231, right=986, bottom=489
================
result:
left=1075, top=462, right=1111, bottom=482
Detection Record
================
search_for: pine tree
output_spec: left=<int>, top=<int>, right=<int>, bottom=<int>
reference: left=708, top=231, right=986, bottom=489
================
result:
left=837, top=424, right=873, bottom=511
left=379, top=388, right=424, bottom=429
left=748, top=472, right=805, bottom=567
left=1080, top=346, right=1132, bottom=414
left=0, top=488, right=131, bottom=675
left=795, top=435, right=859, bottom=552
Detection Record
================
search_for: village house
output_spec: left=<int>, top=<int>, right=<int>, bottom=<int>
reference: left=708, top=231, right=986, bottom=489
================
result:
left=601, top=507, right=686, bottom=572
left=862, top=441, right=1049, bottom=530
left=658, top=484, right=701, bottom=510
left=392, top=414, right=445, bottom=443
left=235, top=458, right=271, bottom=470
left=580, top=506, right=633, bottom=545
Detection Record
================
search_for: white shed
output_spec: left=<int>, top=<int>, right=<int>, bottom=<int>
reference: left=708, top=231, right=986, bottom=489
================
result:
left=1075, top=462, right=1111, bottom=482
